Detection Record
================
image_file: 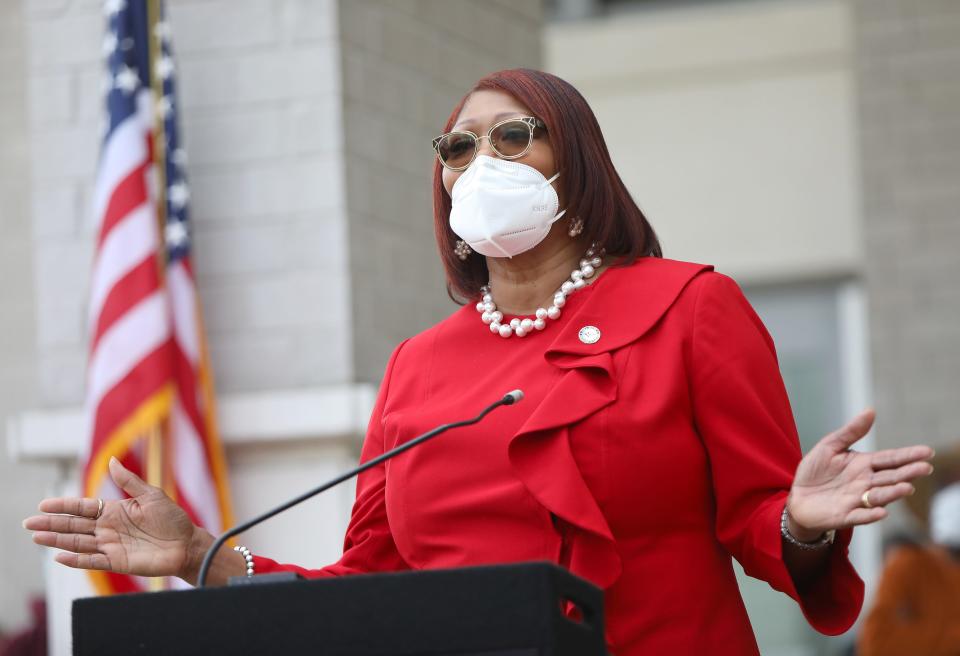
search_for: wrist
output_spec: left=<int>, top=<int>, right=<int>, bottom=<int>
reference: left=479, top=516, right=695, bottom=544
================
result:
left=180, top=526, right=214, bottom=585
left=781, top=504, right=836, bottom=551
left=786, top=514, right=824, bottom=543
left=784, top=494, right=827, bottom=542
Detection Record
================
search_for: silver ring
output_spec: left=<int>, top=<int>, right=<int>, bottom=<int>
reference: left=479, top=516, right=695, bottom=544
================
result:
left=861, top=490, right=873, bottom=509
left=94, top=498, right=104, bottom=520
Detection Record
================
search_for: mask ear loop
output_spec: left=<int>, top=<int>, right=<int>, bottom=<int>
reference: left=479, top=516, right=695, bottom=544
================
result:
left=542, top=171, right=566, bottom=223
left=542, top=171, right=561, bottom=187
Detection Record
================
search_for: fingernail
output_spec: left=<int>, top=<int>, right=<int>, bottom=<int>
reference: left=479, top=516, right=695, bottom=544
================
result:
left=110, top=456, right=118, bottom=465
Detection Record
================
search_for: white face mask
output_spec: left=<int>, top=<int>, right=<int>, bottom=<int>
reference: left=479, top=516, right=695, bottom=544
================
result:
left=449, top=155, right=566, bottom=259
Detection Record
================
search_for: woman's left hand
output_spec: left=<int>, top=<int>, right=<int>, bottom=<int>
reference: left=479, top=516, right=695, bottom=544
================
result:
left=786, top=409, right=935, bottom=540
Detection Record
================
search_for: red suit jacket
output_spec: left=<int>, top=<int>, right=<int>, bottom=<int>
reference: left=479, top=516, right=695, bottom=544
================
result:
left=254, top=257, right=864, bottom=654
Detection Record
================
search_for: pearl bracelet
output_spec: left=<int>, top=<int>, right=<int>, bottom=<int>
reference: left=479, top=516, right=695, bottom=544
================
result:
left=780, top=506, right=836, bottom=550
left=233, top=545, right=255, bottom=577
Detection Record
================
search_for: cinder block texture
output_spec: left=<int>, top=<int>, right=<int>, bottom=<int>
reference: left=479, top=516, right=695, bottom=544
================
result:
left=339, top=0, right=544, bottom=382
left=25, top=0, right=351, bottom=399
left=24, top=0, right=544, bottom=399
left=0, top=0, right=58, bottom=633
left=853, top=0, right=960, bottom=449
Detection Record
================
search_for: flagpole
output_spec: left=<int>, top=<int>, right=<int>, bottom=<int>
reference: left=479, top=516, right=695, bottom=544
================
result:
left=146, top=0, right=169, bottom=593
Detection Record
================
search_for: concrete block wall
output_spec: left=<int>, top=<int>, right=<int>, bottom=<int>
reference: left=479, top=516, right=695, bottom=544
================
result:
left=23, top=0, right=351, bottom=406
left=853, top=0, right=960, bottom=451
left=22, top=0, right=546, bottom=403
left=173, top=0, right=355, bottom=393
left=21, top=0, right=546, bottom=410
left=339, top=0, right=544, bottom=381
left=0, top=0, right=61, bottom=633
left=22, top=1, right=99, bottom=410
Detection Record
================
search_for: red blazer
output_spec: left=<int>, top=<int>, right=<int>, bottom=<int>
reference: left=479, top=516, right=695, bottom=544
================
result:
left=254, top=257, right=864, bottom=655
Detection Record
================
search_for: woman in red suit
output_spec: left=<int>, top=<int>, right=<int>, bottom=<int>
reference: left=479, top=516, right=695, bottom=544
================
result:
left=25, top=69, right=934, bottom=654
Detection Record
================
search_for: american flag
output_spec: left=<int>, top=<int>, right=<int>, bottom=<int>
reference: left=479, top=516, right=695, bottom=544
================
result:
left=83, top=0, right=233, bottom=594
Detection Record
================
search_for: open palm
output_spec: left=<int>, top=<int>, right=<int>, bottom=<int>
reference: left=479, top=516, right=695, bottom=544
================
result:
left=24, top=457, right=198, bottom=578
left=787, top=409, right=934, bottom=535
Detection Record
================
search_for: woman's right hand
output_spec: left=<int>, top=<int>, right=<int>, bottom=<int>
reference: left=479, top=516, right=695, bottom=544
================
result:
left=22, top=456, right=210, bottom=582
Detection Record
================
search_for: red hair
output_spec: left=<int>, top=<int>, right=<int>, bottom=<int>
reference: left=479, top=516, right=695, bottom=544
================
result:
left=433, top=68, right=662, bottom=302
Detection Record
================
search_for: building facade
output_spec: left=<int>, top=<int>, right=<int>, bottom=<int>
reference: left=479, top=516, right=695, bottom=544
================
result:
left=2, top=1, right=541, bottom=653
left=545, top=0, right=960, bottom=653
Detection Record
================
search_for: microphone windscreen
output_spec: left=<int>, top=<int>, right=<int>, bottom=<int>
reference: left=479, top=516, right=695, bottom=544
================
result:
left=504, top=389, right=524, bottom=405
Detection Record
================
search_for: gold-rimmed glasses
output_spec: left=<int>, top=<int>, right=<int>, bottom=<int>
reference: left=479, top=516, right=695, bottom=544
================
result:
left=431, top=116, right=547, bottom=171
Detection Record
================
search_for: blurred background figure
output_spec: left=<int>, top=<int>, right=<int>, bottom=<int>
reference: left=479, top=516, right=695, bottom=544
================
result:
left=857, top=475, right=960, bottom=656
left=0, top=599, right=46, bottom=656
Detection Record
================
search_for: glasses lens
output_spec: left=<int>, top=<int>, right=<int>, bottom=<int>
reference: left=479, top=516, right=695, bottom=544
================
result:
left=491, top=120, right=533, bottom=158
left=438, top=132, right=476, bottom=169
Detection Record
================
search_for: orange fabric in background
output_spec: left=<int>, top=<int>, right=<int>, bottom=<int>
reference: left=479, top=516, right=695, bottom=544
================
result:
left=858, top=545, right=960, bottom=656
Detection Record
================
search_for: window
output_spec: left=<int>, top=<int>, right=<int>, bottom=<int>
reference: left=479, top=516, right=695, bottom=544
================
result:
left=547, top=0, right=770, bottom=22
left=735, top=279, right=873, bottom=656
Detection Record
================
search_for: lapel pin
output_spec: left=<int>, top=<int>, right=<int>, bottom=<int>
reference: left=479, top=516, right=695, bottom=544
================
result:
left=578, top=325, right=601, bottom=344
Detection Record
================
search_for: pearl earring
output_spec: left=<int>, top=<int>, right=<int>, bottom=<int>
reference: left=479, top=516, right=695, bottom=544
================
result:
left=568, top=217, right=584, bottom=237
left=454, top=239, right=473, bottom=261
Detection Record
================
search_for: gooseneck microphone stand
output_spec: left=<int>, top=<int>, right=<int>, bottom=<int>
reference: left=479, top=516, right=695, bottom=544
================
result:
left=196, top=390, right=525, bottom=588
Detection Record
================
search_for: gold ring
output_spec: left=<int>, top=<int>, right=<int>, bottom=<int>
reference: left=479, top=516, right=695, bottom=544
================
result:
left=861, top=490, right=873, bottom=509
left=94, top=498, right=104, bottom=520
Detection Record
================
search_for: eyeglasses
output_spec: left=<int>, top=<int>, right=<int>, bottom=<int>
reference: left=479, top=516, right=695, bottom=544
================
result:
left=431, top=116, right=547, bottom=171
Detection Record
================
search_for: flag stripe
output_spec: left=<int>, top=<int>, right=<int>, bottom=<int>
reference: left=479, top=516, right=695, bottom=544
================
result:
left=169, top=259, right=235, bottom=529
left=97, top=157, right=152, bottom=250
left=87, top=203, right=159, bottom=332
left=171, top=402, right=221, bottom=531
left=173, top=344, right=206, bottom=460
left=168, top=261, right=199, bottom=362
left=91, top=109, right=150, bottom=229
left=85, top=383, right=174, bottom=504
left=87, top=291, right=171, bottom=413
left=91, top=255, right=160, bottom=354
left=87, top=348, right=173, bottom=480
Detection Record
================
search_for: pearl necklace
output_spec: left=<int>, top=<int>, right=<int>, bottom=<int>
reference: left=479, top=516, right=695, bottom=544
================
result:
left=476, top=243, right=605, bottom=338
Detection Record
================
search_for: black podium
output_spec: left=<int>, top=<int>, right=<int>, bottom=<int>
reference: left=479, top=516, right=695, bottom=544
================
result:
left=72, top=562, right=606, bottom=655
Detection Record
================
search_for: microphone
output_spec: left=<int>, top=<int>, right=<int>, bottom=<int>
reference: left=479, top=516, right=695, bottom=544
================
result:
left=196, top=389, right=525, bottom=587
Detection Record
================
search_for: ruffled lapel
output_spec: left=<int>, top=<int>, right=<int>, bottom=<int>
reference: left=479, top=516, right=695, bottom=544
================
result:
left=508, top=257, right=713, bottom=590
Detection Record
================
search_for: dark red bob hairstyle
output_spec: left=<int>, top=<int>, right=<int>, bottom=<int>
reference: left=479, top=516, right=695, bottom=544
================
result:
left=433, top=68, right=662, bottom=302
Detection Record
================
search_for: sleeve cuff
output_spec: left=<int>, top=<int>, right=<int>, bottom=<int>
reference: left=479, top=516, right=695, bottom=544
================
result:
left=251, top=555, right=334, bottom=579
left=742, top=497, right=865, bottom=635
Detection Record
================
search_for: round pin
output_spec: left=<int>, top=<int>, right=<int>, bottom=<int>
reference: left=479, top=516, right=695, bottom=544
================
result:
left=578, top=325, right=601, bottom=344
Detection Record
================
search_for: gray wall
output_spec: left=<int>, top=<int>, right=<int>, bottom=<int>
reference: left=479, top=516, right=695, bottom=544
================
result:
left=340, top=0, right=543, bottom=381
left=854, top=0, right=960, bottom=453
left=0, top=0, right=58, bottom=633
left=21, top=0, right=545, bottom=403
left=21, top=0, right=353, bottom=407
left=171, top=0, right=354, bottom=393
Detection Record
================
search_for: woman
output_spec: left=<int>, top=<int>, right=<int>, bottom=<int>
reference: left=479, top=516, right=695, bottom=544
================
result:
left=23, top=69, right=934, bottom=655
